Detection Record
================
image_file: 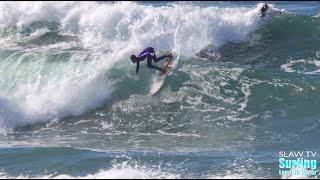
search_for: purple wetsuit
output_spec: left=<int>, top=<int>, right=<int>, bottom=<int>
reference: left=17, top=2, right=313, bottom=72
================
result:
left=135, top=47, right=168, bottom=74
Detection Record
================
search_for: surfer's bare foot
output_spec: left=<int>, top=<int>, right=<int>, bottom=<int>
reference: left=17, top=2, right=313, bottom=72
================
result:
left=166, top=52, right=173, bottom=57
left=160, top=69, right=167, bottom=76
left=165, top=60, right=171, bottom=66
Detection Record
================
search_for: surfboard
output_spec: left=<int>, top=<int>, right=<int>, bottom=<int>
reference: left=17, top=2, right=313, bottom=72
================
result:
left=149, top=56, right=174, bottom=96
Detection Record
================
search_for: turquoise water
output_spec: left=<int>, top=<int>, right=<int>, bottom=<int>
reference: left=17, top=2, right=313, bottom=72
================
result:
left=0, top=1, right=320, bottom=179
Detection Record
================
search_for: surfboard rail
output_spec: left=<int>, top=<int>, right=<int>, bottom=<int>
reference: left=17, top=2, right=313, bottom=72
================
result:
left=149, top=56, right=174, bottom=96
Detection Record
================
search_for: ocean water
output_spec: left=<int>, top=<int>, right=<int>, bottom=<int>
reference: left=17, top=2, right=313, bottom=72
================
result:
left=0, top=1, right=320, bottom=179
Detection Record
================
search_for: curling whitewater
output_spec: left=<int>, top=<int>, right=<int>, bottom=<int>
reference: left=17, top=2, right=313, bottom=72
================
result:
left=1, top=1, right=320, bottom=179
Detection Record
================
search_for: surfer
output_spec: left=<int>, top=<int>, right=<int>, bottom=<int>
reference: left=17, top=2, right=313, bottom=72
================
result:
left=130, top=47, right=172, bottom=75
left=260, top=3, right=269, bottom=17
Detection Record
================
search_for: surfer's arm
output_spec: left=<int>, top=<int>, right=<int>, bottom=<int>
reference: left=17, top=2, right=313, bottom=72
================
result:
left=136, top=61, right=140, bottom=74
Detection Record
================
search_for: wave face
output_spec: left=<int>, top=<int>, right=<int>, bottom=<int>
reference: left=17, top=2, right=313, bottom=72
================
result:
left=1, top=1, right=320, bottom=179
left=0, top=1, right=269, bottom=131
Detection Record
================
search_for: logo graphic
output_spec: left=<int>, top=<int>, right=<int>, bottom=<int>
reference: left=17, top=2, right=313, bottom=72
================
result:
left=279, top=151, right=318, bottom=176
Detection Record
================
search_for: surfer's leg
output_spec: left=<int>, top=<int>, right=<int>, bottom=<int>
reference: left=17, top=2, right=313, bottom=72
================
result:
left=147, top=56, right=164, bottom=71
left=153, top=55, right=168, bottom=63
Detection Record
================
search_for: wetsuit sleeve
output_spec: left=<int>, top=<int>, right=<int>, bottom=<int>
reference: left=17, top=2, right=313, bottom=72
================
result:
left=136, top=61, right=140, bottom=74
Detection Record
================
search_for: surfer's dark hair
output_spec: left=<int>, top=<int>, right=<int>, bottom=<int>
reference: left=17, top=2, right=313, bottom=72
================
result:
left=131, top=55, right=136, bottom=60
left=130, top=55, right=136, bottom=62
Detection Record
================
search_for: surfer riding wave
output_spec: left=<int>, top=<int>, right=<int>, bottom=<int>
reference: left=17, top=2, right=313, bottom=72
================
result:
left=130, top=47, right=173, bottom=75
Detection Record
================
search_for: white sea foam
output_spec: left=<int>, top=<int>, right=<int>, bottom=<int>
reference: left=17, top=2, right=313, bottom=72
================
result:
left=0, top=1, right=268, bottom=53
left=281, top=59, right=320, bottom=74
left=0, top=161, right=180, bottom=179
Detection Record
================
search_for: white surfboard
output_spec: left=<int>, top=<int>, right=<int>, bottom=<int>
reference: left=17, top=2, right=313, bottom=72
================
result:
left=149, top=56, right=174, bottom=96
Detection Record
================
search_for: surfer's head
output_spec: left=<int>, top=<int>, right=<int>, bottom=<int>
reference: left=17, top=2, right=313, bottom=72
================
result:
left=260, top=3, right=269, bottom=16
left=130, top=55, right=137, bottom=63
left=262, top=3, right=268, bottom=10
